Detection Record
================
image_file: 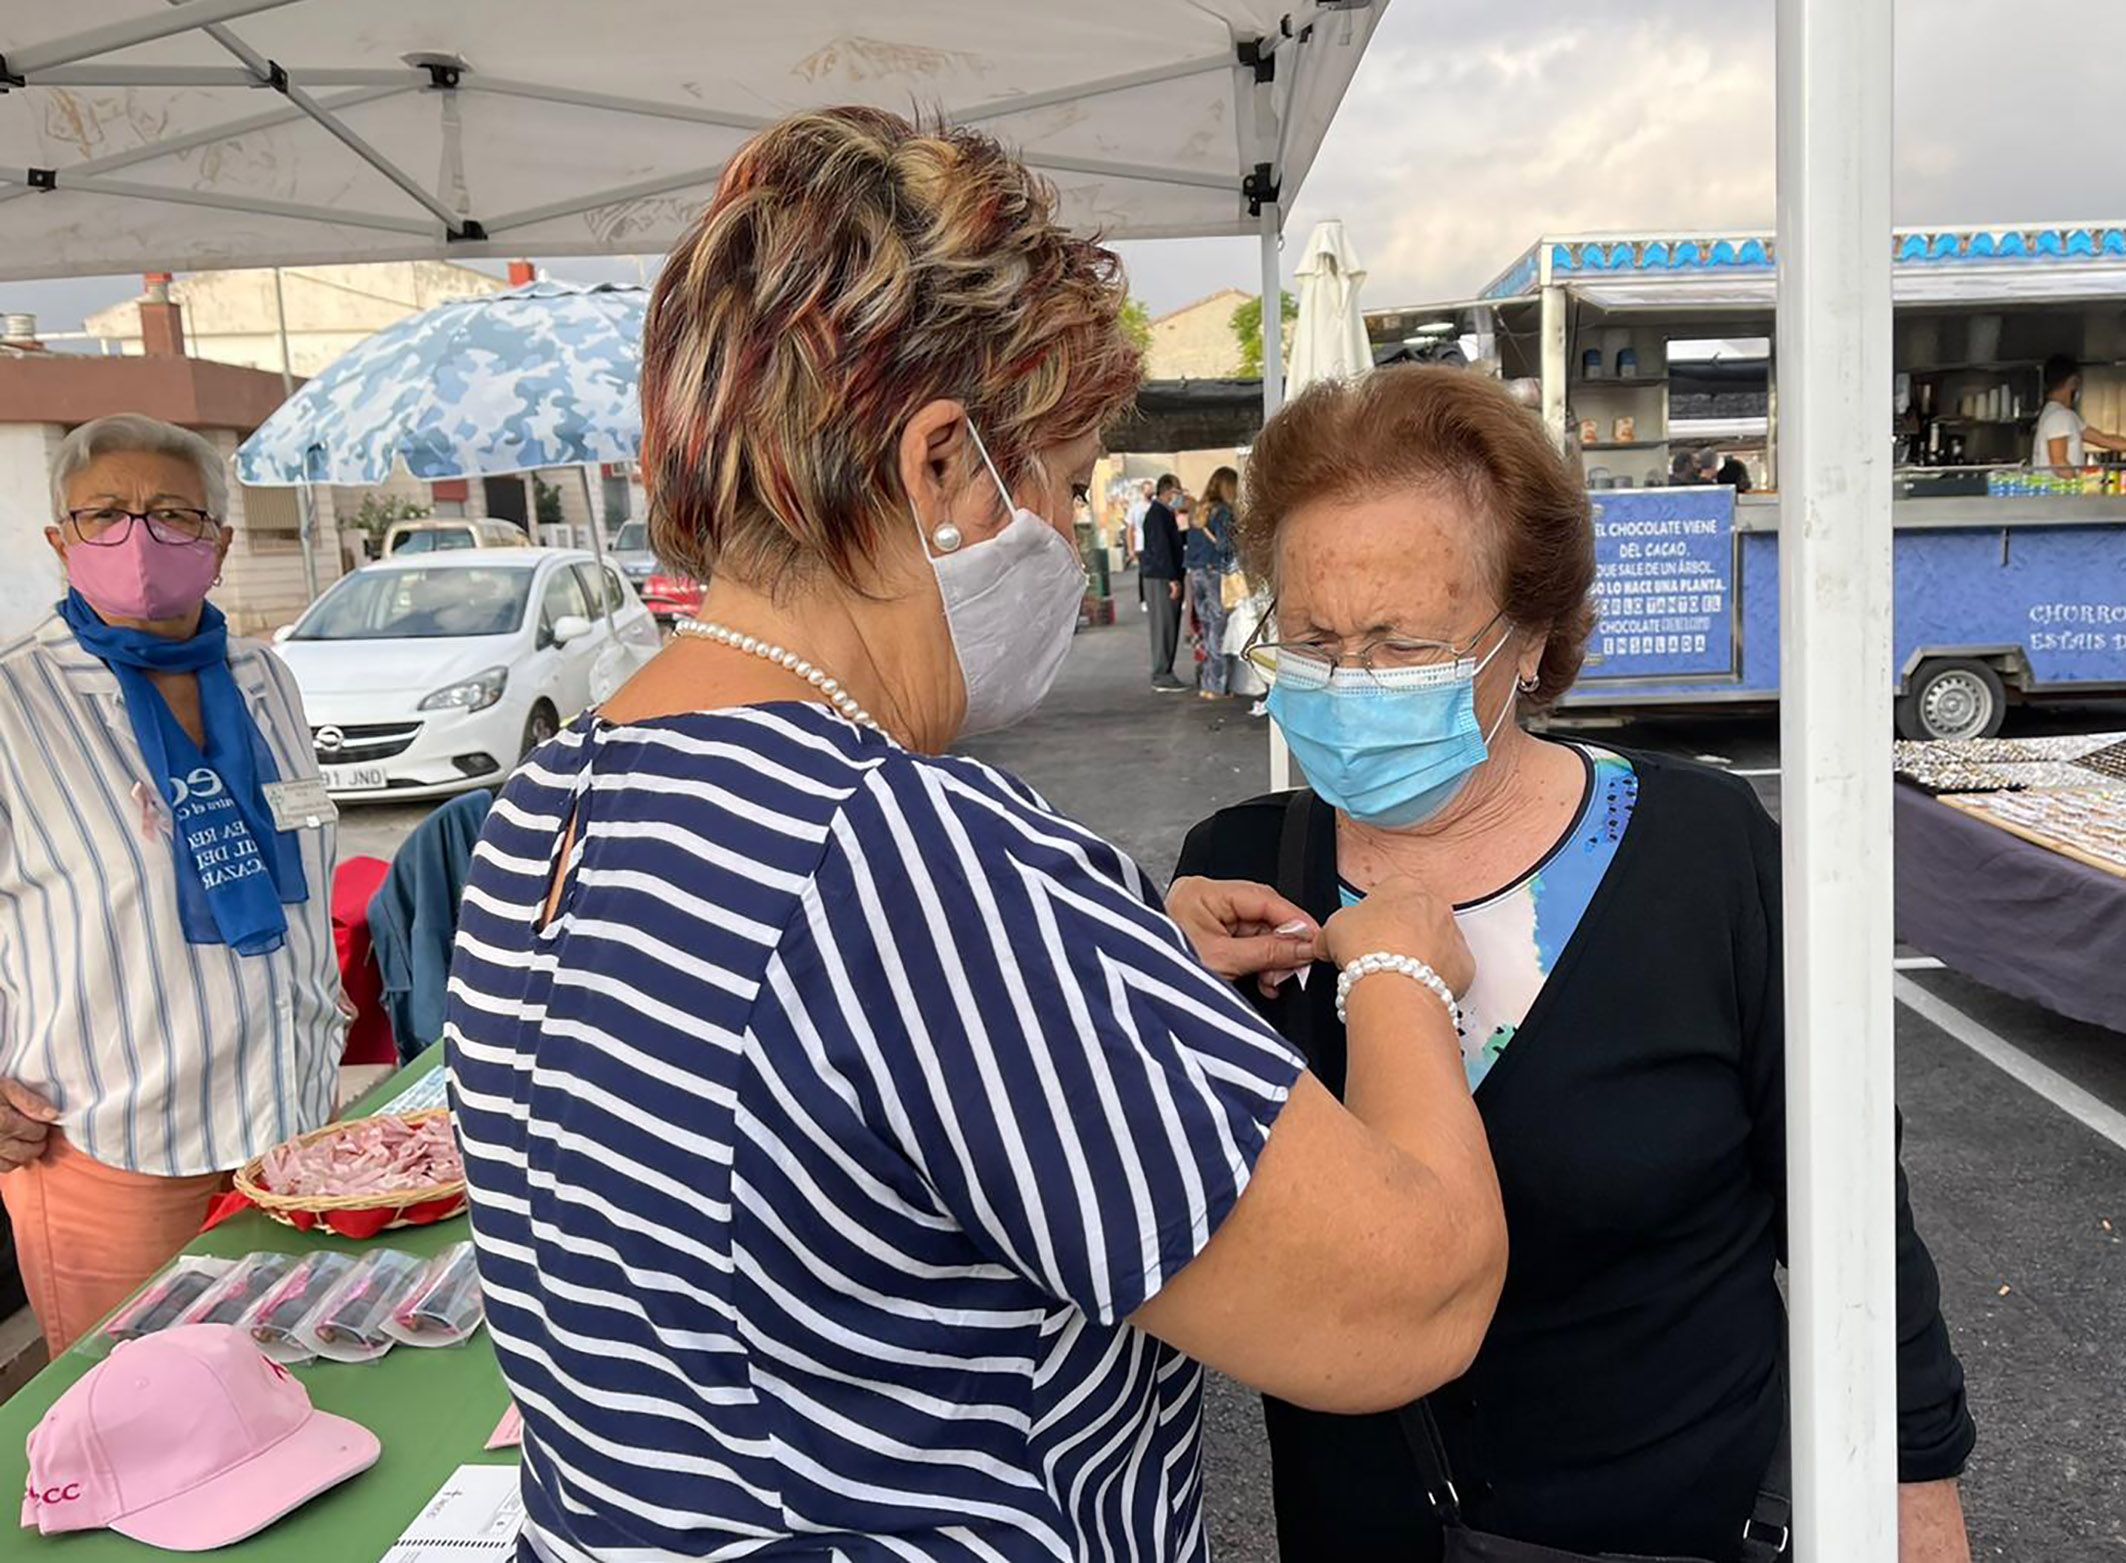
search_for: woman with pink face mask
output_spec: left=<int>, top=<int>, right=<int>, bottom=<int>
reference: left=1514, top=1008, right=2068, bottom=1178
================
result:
left=0, top=414, right=343, bottom=1357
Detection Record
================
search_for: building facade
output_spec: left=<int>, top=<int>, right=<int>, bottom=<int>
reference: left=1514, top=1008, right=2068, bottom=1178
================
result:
left=0, top=300, right=351, bottom=639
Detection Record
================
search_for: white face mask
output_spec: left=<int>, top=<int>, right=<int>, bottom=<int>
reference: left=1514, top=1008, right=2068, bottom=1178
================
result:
left=925, top=422, right=1088, bottom=736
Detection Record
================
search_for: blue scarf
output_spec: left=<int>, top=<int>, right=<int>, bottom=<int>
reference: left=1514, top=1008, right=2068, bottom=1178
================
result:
left=59, top=591, right=307, bottom=955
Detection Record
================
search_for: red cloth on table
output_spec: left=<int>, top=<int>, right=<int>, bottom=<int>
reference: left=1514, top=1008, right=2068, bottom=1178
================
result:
left=332, top=856, right=396, bottom=1065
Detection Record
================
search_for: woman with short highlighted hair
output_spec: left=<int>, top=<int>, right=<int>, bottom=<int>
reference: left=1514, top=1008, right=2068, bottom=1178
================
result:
left=446, top=109, right=1508, bottom=1560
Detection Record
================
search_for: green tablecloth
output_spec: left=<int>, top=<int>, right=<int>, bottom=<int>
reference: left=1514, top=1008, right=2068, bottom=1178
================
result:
left=1, top=1047, right=518, bottom=1560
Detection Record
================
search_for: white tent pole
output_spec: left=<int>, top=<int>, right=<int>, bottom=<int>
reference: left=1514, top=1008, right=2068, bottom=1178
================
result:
left=1776, top=0, right=1897, bottom=1558
left=1258, top=204, right=1284, bottom=435
left=27, top=65, right=423, bottom=88
left=1260, top=194, right=1293, bottom=793
left=579, top=467, right=617, bottom=634
left=467, top=78, right=772, bottom=134
left=2, top=0, right=300, bottom=75
left=0, top=85, right=410, bottom=210
left=188, top=20, right=474, bottom=236
left=15, top=174, right=436, bottom=235
left=1246, top=38, right=1292, bottom=794
left=1539, top=285, right=1568, bottom=450
left=271, top=266, right=320, bottom=603
left=957, top=54, right=1234, bottom=123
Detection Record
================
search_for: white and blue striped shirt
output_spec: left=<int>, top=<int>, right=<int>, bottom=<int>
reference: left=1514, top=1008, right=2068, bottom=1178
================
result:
left=0, top=613, right=342, bottom=1176
left=446, top=705, right=1305, bottom=1562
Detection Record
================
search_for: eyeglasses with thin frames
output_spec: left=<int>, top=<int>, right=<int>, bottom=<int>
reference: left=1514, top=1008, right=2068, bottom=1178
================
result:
left=63, top=508, right=220, bottom=548
left=1243, top=607, right=1510, bottom=690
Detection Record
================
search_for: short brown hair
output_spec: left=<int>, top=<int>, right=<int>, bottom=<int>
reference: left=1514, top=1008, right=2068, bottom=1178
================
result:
left=640, top=107, right=1142, bottom=596
left=1239, top=365, right=1596, bottom=708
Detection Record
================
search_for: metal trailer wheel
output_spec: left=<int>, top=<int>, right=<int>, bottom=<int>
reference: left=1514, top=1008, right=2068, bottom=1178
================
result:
left=1896, top=658, right=2006, bottom=741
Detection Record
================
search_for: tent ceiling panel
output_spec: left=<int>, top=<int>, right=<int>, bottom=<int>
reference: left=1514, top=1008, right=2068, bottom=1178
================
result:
left=0, top=0, right=1385, bottom=280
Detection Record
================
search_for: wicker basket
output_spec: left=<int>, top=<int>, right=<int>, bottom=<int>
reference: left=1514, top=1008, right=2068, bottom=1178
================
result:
left=234, top=1109, right=467, bottom=1240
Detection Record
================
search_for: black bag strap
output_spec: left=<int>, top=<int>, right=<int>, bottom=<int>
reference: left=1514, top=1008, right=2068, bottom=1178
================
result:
left=1396, top=1399, right=1468, bottom=1529
left=1739, top=1371, right=1792, bottom=1562
left=1277, top=790, right=1468, bottom=1526
left=1274, top=789, right=1322, bottom=1059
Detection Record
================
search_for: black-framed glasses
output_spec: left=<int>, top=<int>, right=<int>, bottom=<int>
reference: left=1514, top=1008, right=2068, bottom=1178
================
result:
left=64, top=508, right=220, bottom=547
left=1243, top=607, right=1510, bottom=690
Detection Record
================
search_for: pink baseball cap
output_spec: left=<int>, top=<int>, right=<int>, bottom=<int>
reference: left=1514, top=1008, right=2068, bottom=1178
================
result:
left=21, top=1322, right=380, bottom=1551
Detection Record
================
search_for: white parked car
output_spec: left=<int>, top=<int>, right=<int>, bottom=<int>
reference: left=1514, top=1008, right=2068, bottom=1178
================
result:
left=274, top=548, right=661, bottom=800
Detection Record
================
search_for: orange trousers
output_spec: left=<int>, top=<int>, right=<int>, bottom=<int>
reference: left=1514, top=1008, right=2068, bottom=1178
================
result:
left=1, top=1134, right=226, bottom=1359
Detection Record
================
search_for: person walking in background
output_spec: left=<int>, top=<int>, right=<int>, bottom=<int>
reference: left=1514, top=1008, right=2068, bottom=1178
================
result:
left=1140, top=472, right=1187, bottom=690
left=1187, top=465, right=1241, bottom=699
left=1716, top=454, right=1754, bottom=492
left=1125, top=479, right=1153, bottom=565
left=0, top=414, right=344, bottom=1357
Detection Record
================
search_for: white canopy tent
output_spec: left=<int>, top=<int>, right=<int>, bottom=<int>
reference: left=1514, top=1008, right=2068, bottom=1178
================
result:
left=0, top=0, right=1378, bottom=270
left=1, top=2, right=1906, bottom=1557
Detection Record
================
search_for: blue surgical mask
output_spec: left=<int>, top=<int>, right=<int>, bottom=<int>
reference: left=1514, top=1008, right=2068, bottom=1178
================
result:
left=1266, top=628, right=1516, bottom=828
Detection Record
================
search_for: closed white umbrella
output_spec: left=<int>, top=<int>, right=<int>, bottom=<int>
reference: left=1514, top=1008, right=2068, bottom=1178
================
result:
left=1286, top=217, right=1371, bottom=397
left=1249, top=219, right=1369, bottom=716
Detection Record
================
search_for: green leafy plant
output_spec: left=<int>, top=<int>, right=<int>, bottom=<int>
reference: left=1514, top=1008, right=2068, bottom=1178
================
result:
left=1120, top=296, right=1152, bottom=355
left=534, top=477, right=565, bottom=526
left=1231, top=290, right=1298, bottom=378
left=347, top=493, right=431, bottom=544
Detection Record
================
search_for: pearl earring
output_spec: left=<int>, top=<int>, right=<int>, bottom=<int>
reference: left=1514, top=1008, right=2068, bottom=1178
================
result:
left=1517, top=672, right=1538, bottom=693
left=931, top=522, right=964, bottom=554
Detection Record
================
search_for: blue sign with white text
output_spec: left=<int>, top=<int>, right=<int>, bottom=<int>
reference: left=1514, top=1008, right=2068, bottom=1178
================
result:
left=1583, top=488, right=1737, bottom=679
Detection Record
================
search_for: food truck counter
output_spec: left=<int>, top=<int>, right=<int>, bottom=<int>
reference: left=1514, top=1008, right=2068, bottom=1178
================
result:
left=1731, top=488, right=2126, bottom=531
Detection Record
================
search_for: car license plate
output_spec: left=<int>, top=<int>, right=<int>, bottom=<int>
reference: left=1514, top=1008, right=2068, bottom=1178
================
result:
left=321, top=764, right=390, bottom=794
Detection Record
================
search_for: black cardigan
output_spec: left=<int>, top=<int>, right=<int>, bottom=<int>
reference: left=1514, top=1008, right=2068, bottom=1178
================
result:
left=1175, top=751, right=1974, bottom=1562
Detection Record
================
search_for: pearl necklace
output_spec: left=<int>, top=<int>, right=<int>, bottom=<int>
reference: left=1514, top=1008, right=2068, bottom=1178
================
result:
left=673, top=618, right=879, bottom=732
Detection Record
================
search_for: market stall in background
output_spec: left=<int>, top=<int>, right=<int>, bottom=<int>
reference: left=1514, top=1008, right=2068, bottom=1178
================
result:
left=1895, top=732, right=2126, bottom=1034
left=1372, top=224, right=2126, bottom=738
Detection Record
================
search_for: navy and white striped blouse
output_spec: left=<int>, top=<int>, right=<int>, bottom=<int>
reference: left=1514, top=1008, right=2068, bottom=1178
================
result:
left=446, top=703, right=1305, bottom=1562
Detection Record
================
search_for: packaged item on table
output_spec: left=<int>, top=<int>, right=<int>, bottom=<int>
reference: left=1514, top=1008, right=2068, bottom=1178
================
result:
left=243, top=1250, right=357, bottom=1364
left=177, top=1252, right=301, bottom=1329
left=97, top=1257, right=234, bottom=1353
left=384, top=1241, right=485, bottom=1347
left=301, top=1248, right=429, bottom=1363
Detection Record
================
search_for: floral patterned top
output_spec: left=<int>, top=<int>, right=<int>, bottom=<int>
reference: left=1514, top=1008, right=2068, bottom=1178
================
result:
left=1341, top=744, right=1639, bottom=1092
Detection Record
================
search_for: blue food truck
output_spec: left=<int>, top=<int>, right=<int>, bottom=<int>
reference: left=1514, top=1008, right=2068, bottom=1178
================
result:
left=1368, top=224, right=2126, bottom=738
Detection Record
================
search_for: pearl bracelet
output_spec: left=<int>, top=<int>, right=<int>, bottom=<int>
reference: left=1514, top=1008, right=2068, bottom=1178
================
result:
left=1334, top=952, right=1463, bottom=1033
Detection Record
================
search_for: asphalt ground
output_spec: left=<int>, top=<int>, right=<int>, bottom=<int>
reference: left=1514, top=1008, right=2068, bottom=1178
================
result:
left=335, top=586, right=2126, bottom=1561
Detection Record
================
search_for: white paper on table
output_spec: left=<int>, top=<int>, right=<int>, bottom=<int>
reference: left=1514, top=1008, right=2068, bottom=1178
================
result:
left=379, top=1465, right=522, bottom=1560
left=376, top=1068, right=448, bottom=1118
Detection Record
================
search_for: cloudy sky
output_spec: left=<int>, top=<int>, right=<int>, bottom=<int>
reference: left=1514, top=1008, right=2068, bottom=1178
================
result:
left=0, top=0, right=2113, bottom=332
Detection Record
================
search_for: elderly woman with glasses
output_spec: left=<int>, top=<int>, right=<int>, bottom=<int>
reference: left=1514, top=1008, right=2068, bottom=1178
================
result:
left=0, top=414, right=342, bottom=1356
left=1171, top=365, right=1976, bottom=1562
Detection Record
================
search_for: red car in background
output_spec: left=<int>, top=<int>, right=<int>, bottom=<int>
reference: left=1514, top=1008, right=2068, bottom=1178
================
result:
left=611, top=520, right=704, bottom=627
left=641, top=570, right=705, bottom=626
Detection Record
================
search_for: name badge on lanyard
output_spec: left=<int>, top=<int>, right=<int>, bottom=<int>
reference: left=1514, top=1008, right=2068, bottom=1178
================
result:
left=262, top=778, right=338, bottom=831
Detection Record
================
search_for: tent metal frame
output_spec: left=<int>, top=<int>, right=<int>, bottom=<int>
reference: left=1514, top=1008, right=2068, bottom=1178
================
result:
left=2, top=2, right=1350, bottom=252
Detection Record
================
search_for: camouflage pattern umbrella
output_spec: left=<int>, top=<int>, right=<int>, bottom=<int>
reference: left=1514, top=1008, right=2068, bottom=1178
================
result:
left=236, top=278, right=645, bottom=486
